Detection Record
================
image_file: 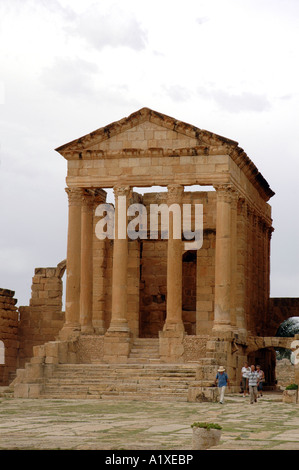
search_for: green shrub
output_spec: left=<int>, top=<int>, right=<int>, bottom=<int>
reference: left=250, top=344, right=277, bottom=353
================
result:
left=285, top=383, right=298, bottom=390
left=191, top=422, right=222, bottom=430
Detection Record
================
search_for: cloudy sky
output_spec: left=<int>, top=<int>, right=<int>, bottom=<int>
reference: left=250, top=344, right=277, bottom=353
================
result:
left=0, top=0, right=298, bottom=307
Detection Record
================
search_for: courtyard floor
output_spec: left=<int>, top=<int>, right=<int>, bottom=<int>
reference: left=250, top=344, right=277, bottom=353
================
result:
left=0, top=391, right=298, bottom=451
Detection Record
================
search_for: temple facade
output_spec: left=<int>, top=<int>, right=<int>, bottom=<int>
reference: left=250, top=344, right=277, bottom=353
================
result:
left=57, top=107, right=274, bottom=349
left=2, top=108, right=299, bottom=400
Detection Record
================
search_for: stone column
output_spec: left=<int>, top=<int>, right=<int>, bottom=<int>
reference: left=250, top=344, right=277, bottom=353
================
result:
left=108, top=185, right=131, bottom=333
left=230, top=188, right=238, bottom=330
left=80, top=189, right=94, bottom=334
left=60, top=187, right=82, bottom=340
left=92, top=189, right=107, bottom=334
left=212, top=184, right=233, bottom=332
left=235, top=197, right=247, bottom=334
left=251, top=213, right=258, bottom=334
left=164, top=184, right=184, bottom=333
left=245, top=206, right=252, bottom=334
left=159, top=184, right=184, bottom=363
left=103, top=186, right=132, bottom=363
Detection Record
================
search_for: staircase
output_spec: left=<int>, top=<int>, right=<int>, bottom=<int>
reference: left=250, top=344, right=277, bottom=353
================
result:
left=128, top=337, right=160, bottom=363
left=39, top=338, right=198, bottom=401
left=40, top=363, right=198, bottom=401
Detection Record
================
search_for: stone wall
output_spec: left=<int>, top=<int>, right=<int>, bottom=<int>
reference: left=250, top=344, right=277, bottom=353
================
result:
left=0, top=289, right=19, bottom=385
left=76, top=335, right=104, bottom=363
left=18, top=264, right=65, bottom=368
left=182, top=335, right=209, bottom=362
left=276, top=358, right=295, bottom=388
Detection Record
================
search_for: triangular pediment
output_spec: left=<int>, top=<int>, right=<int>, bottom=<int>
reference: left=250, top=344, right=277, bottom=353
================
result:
left=55, top=107, right=274, bottom=200
left=55, top=107, right=237, bottom=154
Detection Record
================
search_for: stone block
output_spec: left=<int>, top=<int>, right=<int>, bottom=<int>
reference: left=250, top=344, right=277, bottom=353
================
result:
left=45, top=356, right=58, bottom=364
left=188, top=385, right=218, bottom=402
left=282, top=389, right=298, bottom=404
left=25, top=363, right=43, bottom=381
left=58, top=342, right=69, bottom=363
left=14, top=383, right=29, bottom=398
left=28, top=383, right=43, bottom=398
left=45, top=341, right=59, bottom=358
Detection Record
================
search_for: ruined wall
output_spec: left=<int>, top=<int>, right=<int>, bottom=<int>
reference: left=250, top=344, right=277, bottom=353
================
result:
left=182, top=335, right=209, bottom=362
left=18, top=264, right=65, bottom=368
left=0, top=289, right=19, bottom=385
left=276, top=358, right=296, bottom=388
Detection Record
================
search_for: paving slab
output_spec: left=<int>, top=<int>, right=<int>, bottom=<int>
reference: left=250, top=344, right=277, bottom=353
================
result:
left=0, top=392, right=298, bottom=450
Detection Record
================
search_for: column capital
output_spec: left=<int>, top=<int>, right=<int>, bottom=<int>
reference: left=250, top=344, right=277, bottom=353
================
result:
left=214, top=183, right=237, bottom=203
left=113, top=185, right=132, bottom=198
left=167, top=184, right=184, bottom=204
left=65, top=187, right=82, bottom=206
left=214, top=183, right=233, bottom=192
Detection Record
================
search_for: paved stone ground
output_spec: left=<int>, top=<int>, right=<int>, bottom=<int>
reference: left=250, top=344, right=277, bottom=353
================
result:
left=0, top=391, right=298, bottom=450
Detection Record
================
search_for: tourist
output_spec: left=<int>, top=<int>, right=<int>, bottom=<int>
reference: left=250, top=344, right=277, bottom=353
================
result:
left=215, top=366, right=229, bottom=404
left=241, top=362, right=251, bottom=397
left=256, top=365, right=265, bottom=397
left=248, top=365, right=259, bottom=404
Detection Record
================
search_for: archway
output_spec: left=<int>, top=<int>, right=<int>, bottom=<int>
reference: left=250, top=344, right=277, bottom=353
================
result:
left=247, top=347, right=276, bottom=388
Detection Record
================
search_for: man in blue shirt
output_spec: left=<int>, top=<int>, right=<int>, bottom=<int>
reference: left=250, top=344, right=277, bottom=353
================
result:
left=215, top=366, right=230, bottom=404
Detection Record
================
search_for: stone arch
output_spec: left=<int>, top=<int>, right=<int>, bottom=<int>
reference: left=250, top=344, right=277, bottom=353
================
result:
left=246, top=337, right=298, bottom=388
left=267, top=298, right=299, bottom=336
left=247, top=347, right=276, bottom=387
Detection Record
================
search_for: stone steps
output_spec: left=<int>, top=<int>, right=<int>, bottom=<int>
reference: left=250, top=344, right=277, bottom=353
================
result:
left=127, top=338, right=160, bottom=364
left=40, top=363, right=198, bottom=401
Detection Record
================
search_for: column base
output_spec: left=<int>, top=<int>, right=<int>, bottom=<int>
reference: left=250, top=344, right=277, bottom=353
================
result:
left=212, top=321, right=233, bottom=333
left=92, top=319, right=106, bottom=335
left=163, top=321, right=185, bottom=334
left=80, top=325, right=95, bottom=335
left=107, top=318, right=131, bottom=334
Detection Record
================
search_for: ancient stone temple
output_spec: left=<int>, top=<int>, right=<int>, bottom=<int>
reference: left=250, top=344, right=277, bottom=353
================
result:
left=2, top=107, right=299, bottom=400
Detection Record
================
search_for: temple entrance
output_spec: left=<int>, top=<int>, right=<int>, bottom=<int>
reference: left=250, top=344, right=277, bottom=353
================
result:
left=139, top=239, right=167, bottom=338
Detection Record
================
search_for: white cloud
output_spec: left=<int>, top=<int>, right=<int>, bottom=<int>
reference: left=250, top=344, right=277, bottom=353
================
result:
left=197, top=87, right=271, bottom=113
left=66, top=4, right=148, bottom=51
left=40, top=57, right=99, bottom=97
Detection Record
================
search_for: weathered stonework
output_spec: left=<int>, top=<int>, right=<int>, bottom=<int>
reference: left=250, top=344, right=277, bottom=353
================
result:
left=18, top=262, right=66, bottom=368
left=1, top=108, right=298, bottom=399
left=0, top=289, right=18, bottom=385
